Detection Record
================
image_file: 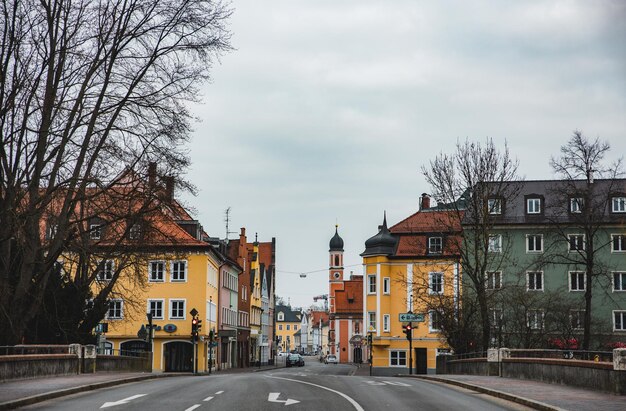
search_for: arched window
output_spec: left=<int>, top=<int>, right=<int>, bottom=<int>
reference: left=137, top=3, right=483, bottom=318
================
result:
left=278, top=312, right=284, bottom=321
left=334, top=255, right=339, bottom=266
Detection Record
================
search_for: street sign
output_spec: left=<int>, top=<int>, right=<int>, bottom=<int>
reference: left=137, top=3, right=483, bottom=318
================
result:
left=399, top=312, right=425, bottom=322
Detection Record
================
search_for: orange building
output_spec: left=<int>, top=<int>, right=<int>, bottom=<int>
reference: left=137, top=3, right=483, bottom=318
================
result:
left=328, top=226, right=365, bottom=363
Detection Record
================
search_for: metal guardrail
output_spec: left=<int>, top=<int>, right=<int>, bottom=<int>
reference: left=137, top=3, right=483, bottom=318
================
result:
left=0, top=345, right=71, bottom=355
left=96, top=347, right=150, bottom=358
left=507, top=349, right=613, bottom=362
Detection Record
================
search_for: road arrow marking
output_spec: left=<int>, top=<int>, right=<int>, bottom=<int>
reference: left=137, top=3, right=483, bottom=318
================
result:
left=268, top=392, right=300, bottom=406
left=100, top=394, right=147, bottom=408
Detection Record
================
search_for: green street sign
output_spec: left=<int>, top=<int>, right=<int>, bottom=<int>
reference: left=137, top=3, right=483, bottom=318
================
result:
left=399, top=313, right=424, bottom=322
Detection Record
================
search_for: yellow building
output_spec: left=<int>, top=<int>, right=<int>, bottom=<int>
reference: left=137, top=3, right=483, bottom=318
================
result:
left=274, top=304, right=302, bottom=353
left=362, top=202, right=461, bottom=375
left=249, top=240, right=263, bottom=362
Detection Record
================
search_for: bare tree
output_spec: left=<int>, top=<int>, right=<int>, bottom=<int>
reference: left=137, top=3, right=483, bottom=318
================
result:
left=0, top=0, right=232, bottom=345
left=545, top=131, right=625, bottom=349
left=422, top=139, right=522, bottom=351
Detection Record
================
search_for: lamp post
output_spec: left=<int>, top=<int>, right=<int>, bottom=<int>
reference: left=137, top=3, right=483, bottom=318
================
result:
left=368, top=331, right=373, bottom=376
left=146, top=312, right=153, bottom=372
left=208, top=297, right=213, bottom=375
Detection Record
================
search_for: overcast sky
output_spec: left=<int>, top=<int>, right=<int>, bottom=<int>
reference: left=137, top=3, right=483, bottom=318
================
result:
left=182, top=0, right=626, bottom=309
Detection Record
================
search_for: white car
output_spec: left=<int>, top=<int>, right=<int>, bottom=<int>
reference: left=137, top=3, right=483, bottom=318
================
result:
left=324, top=354, right=338, bottom=364
left=278, top=351, right=288, bottom=357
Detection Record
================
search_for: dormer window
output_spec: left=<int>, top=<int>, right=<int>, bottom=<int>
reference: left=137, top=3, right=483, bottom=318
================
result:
left=612, top=196, right=626, bottom=213
left=129, top=223, right=142, bottom=239
left=487, top=198, right=502, bottom=215
left=277, top=312, right=284, bottom=321
left=570, top=198, right=583, bottom=213
left=526, top=198, right=541, bottom=214
left=428, top=237, right=443, bottom=254
left=89, top=222, right=102, bottom=240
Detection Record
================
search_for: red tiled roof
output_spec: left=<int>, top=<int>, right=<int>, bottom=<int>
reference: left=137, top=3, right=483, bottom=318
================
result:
left=310, top=311, right=329, bottom=327
left=391, top=210, right=462, bottom=233
left=389, top=210, right=462, bottom=257
left=335, top=277, right=363, bottom=315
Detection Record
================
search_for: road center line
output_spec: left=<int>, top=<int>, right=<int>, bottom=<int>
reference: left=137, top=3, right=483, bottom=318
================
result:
left=266, top=376, right=365, bottom=411
left=203, top=396, right=214, bottom=402
left=184, top=405, right=201, bottom=411
left=215, top=391, right=224, bottom=395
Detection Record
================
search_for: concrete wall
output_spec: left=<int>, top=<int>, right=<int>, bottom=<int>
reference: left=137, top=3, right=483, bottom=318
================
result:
left=0, top=355, right=78, bottom=382
left=372, top=366, right=436, bottom=376
left=96, top=354, right=151, bottom=372
left=438, top=358, right=491, bottom=376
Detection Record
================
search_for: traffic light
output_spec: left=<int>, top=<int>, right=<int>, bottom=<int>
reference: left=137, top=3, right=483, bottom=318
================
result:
left=196, top=318, right=202, bottom=334
left=403, top=323, right=413, bottom=341
left=367, top=333, right=372, bottom=345
left=191, top=317, right=199, bottom=341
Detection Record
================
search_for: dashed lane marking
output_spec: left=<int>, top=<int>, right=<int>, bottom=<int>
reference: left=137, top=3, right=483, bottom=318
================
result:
left=184, top=405, right=201, bottom=411
left=203, top=396, right=214, bottom=401
left=215, top=391, right=224, bottom=395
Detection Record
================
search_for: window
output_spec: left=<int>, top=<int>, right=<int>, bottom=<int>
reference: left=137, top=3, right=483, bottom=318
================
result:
left=390, top=351, right=407, bottom=367
left=527, top=271, right=543, bottom=291
left=149, top=261, right=165, bottom=282
left=613, top=272, right=626, bottom=292
left=171, top=260, right=187, bottom=282
left=612, top=235, right=626, bottom=252
left=488, top=234, right=502, bottom=253
left=526, top=234, right=543, bottom=253
left=490, top=309, right=503, bottom=329
left=383, top=277, right=390, bottom=294
left=570, top=198, right=583, bottom=213
left=169, top=299, right=185, bottom=319
left=614, top=311, right=626, bottom=331
left=207, top=300, right=217, bottom=322
left=568, top=234, right=585, bottom=251
left=294, top=325, right=298, bottom=330
left=488, top=198, right=502, bottom=215
left=383, top=314, right=390, bottom=332
left=570, top=310, right=585, bottom=330
left=429, top=310, right=443, bottom=332
left=129, top=223, right=141, bottom=239
left=148, top=299, right=164, bottom=320
left=613, top=197, right=626, bottom=213
left=485, top=271, right=502, bottom=290
left=428, top=237, right=443, bottom=254
left=207, top=264, right=218, bottom=287
left=277, top=312, right=284, bottom=321
left=89, top=224, right=102, bottom=240
left=368, top=312, right=376, bottom=331
left=286, top=325, right=290, bottom=330
left=429, top=272, right=444, bottom=295
left=527, top=310, right=544, bottom=330
left=107, top=300, right=123, bottom=319
left=46, top=223, right=58, bottom=240
left=527, top=198, right=541, bottom=214
left=97, top=260, right=114, bottom=281
left=278, top=324, right=283, bottom=331
left=367, top=275, right=376, bottom=294
left=569, top=271, right=586, bottom=291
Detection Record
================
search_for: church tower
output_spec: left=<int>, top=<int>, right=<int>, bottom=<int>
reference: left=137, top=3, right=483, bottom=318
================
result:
left=329, top=225, right=344, bottom=282
left=328, top=225, right=344, bottom=355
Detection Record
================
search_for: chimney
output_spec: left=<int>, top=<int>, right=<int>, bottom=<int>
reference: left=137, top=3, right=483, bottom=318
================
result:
left=148, top=162, right=157, bottom=188
left=420, top=193, right=431, bottom=210
left=164, top=176, right=174, bottom=201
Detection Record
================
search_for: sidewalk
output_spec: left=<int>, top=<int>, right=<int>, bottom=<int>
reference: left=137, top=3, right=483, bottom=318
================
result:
left=405, top=374, right=626, bottom=411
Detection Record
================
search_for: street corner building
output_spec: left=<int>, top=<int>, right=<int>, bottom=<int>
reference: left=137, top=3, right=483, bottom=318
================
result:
left=361, top=194, right=461, bottom=376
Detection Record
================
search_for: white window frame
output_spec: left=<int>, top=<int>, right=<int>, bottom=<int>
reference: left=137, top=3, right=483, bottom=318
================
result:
left=129, top=223, right=141, bottom=239
left=107, top=299, right=123, bottom=320
left=485, top=271, right=502, bottom=290
left=527, top=309, right=544, bottom=330
left=389, top=350, right=407, bottom=367
left=613, top=197, right=626, bottom=213
left=527, top=198, right=541, bottom=214
left=488, top=234, right=502, bottom=253
left=149, top=260, right=165, bottom=282
left=278, top=324, right=283, bottom=331
left=147, top=299, right=164, bottom=320
left=570, top=309, right=585, bottom=330
left=526, top=234, right=543, bottom=253
left=613, top=272, right=626, bottom=292
left=429, top=272, right=444, bottom=295
left=277, top=312, right=284, bottom=321
left=428, top=237, right=443, bottom=254
left=368, top=312, right=376, bottom=332
left=568, top=234, right=585, bottom=252
left=570, top=198, right=583, bottom=213
left=490, top=308, right=503, bottom=329
left=429, top=310, right=442, bottom=332
left=169, top=299, right=186, bottom=320
left=614, top=310, right=626, bottom=331
left=97, top=260, right=115, bottom=281
left=286, top=324, right=290, bottom=331
left=89, top=224, right=102, bottom=240
left=170, top=260, right=188, bottom=282
left=383, top=277, right=390, bottom=294
left=612, top=234, right=626, bottom=253
left=488, top=198, right=502, bottom=215
left=207, top=300, right=217, bottom=322
left=569, top=271, right=586, bottom=292
left=383, top=314, right=390, bottom=332
left=367, top=274, right=376, bottom=294
left=526, top=271, right=544, bottom=291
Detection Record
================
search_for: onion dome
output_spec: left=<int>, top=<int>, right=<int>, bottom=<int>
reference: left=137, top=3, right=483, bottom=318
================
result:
left=329, top=225, right=344, bottom=251
left=361, top=212, right=397, bottom=256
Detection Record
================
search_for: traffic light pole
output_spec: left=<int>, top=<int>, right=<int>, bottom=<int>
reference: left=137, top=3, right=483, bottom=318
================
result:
left=408, top=322, right=413, bottom=375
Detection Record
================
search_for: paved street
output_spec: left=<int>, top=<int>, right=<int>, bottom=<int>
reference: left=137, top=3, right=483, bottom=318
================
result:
left=18, top=358, right=530, bottom=411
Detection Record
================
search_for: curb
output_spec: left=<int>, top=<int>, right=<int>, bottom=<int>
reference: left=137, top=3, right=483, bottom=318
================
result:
left=400, top=375, right=567, bottom=411
left=0, top=374, right=182, bottom=411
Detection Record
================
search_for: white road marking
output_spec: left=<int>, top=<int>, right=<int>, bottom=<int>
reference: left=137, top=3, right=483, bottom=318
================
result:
left=268, top=392, right=300, bottom=406
left=100, top=394, right=147, bottom=408
left=267, top=376, right=365, bottom=411
left=382, top=380, right=411, bottom=387
left=203, top=396, right=214, bottom=402
left=215, top=390, right=224, bottom=395
left=184, top=405, right=201, bottom=411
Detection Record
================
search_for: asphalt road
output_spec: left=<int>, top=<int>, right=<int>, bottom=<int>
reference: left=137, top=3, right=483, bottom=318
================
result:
left=21, top=357, right=533, bottom=411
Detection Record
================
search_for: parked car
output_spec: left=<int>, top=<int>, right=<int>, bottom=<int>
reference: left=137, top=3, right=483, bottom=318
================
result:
left=324, top=354, right=338, bottom=364
left=286, top=353, right=305, bottom=367
left=278, top=351, right=288, bottom=357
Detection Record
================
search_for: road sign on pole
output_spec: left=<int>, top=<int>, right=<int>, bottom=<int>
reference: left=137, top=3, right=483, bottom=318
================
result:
left=399, top=313, right=425, bottom=322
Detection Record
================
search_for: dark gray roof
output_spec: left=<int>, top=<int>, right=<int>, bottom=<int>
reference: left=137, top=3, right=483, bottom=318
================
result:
left=329, top=226, right=344, bottom=251
left=361, top=213, right=397, bottom=257
left=276, top=305, right=301, bottom=322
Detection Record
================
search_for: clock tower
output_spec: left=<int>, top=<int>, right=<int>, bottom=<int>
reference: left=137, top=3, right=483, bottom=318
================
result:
left=328, top=225, right=344, bottom=355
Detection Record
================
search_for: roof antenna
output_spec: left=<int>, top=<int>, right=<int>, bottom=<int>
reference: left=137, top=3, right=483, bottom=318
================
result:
left=224, top=207, right=236, bottom=240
